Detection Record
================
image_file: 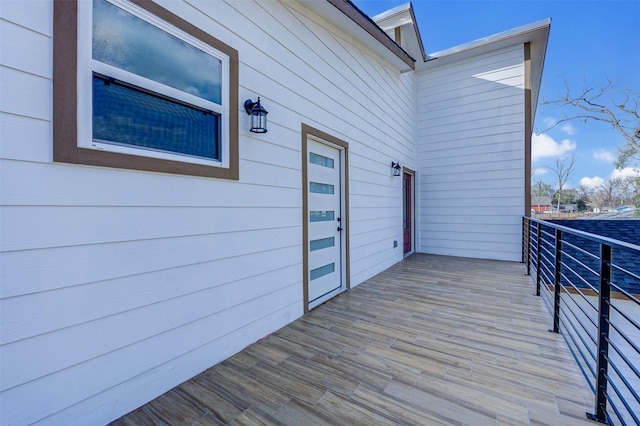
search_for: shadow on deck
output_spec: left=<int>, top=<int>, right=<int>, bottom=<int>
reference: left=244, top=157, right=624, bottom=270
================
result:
left=111, top=254, right=595, bottom=425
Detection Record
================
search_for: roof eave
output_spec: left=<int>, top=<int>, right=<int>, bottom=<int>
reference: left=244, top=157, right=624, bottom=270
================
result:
left=423, top=18, right=551, bottom=63
left=372, top=2, right=427, bottom=62
left=298, top=0, right=415, bottom=72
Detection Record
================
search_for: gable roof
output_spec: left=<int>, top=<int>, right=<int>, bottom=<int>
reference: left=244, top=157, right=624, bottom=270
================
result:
left=371, top=2, right=427, bottom=62
left=532, top=195, right=552, bottom=206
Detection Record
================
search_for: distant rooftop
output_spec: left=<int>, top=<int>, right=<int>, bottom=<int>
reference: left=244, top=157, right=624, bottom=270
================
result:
left=581, top=206, right=638, bottom=220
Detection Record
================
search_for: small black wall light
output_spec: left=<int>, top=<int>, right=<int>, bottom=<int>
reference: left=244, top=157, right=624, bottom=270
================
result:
left=391, top=161, right=402, bottom=176
left=244, top=97, right=268, bottom=133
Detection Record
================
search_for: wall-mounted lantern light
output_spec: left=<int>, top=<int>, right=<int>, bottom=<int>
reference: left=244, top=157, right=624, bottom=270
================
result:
left=391, top=161, right=402, bottom=177
left=244, top=97, right=268, bottom=133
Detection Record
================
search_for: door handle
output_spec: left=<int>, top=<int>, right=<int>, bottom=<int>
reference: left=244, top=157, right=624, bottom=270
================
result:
left=337, top=226, right=343, bottom=232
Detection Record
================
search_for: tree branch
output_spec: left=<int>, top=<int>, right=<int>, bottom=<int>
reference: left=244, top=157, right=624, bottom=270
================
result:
left=539, top=81, right=640, bottom=166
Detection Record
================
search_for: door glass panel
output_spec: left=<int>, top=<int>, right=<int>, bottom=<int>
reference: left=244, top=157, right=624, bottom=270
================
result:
left=310, top=263, right=335, bottom=280
left=309, top=152, right=334, bottom=168
left=310, top=182, right=334, bottom=194
left=310, top=237, right=335, bottom=252
left=310, top=211, right=334, bottom=222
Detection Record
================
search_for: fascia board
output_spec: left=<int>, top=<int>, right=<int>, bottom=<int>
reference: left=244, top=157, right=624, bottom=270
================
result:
left=373, top=2, right=427, bottom=62
left=371, top=2, right=413, bottom=27
left=299, top=0, right=415, bottom=72
left=421, top=18, right=551, bottom=67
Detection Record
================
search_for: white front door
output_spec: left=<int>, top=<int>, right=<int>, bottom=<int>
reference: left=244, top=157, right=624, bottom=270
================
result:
left=307, top=138, right=344, bottom=309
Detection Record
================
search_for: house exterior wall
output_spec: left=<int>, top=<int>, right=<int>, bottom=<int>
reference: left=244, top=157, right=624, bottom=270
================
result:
left=532, top=205, right=551, bottom=213
left=531, top=196, right=552, bottom=213
left=0, top=1, right=415, bottom=424
left=416, top=44, right=526, bottom=261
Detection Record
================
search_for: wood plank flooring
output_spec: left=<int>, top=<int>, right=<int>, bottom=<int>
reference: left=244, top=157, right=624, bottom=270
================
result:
left=110, top=254, right=596, bottom=425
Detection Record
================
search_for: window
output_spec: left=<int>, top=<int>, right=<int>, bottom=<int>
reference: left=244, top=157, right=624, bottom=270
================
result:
left=53, top=0, right=239, bottom=179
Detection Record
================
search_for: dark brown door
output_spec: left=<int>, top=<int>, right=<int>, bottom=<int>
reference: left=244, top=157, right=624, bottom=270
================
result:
left=403, top=172, right=411, bottom=254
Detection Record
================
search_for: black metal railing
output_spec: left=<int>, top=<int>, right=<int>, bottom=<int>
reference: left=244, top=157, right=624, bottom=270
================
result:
left=522, top=217, right=640, bottom=425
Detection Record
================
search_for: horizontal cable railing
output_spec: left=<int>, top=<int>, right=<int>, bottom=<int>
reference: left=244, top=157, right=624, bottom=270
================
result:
left=523, top=217, right=640, bottom=425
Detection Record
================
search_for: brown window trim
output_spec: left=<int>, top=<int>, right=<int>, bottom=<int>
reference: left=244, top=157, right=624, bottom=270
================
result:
left=53, top=0, right=239, bottom=179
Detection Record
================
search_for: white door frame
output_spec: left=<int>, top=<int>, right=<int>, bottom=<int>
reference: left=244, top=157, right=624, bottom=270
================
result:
left=302, top=124, right=350, bottom=313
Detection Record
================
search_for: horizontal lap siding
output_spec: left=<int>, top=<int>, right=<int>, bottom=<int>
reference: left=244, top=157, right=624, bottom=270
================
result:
left=416, top=45, right=525, bottom=261
left=264, top=1, right=415, bottom=280
left=0, top=0, right=414, bottom=424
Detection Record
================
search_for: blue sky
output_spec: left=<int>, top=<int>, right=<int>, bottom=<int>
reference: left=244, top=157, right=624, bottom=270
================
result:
left=353, top=0, right=640, bottom=190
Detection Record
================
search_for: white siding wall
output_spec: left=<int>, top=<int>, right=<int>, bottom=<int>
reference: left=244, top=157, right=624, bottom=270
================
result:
left=0, top=0, right=415, bottom=424
left=416, top=45, right=525, bottom=261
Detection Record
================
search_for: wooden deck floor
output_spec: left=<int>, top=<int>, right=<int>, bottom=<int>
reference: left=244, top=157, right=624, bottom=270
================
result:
left=111, top=254, right=596, bottom=425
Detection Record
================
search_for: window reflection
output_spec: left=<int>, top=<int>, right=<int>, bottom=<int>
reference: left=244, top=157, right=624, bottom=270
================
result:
left=93, top=0, right=222, bottom=104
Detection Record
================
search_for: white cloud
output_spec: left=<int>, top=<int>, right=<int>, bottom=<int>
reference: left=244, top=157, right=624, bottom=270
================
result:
left=580, top=176, right=604, bottom=188
left=579, top=168, right=638, bottom=189
left=532, top=168, right=548, bottom=176
left=560, top=123, right=576, bottom=135
left=593, top=149, right=616, bottom=163
left=542, top=117, right=556, bottom=128
left=532, top=133, right=576, bottom=161
left=611, top=167, right=640, bottom=179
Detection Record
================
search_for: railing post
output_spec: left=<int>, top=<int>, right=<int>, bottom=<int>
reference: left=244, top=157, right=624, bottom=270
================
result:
left=552, top=228, right=562, bottom=333
left=525, top=218, right=531, bottom=275
left=535, top=222, right=541, bottom=296
left=587, top=243, right=612, bottom=424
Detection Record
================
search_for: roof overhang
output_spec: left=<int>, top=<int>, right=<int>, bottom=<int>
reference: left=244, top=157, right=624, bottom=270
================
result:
left=421, top=18, right=551, bottom=122
left=371, top=2, right=427, bottom=63
left=298, top=0, right=415, bottom=72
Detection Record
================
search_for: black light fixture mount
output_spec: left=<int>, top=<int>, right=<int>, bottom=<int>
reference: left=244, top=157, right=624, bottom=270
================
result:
left=244, top=97, right=268, bottom=133
left=391, top=161, right=402, bottom=176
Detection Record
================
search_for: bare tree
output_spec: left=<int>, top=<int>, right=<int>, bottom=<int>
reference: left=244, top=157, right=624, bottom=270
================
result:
left=540, top=81, right=640, bottom=167
left=589, top=190, right=608, bottom=212
left=550, top=155, right=576, bottom=212
left=580, top=176, right=639, bottom=212
left=577, top=184, right=593, bottom=201
left=619, top=175, right=639, bottom=205
left=598, top=177, right=622, bottom=208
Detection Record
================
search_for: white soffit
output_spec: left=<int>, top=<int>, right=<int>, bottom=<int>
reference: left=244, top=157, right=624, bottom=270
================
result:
left=371, top=2, right=413, bottom=27
left=371, top=2, right=427, bottom=62
left=298, top=0, right=415, bottom=72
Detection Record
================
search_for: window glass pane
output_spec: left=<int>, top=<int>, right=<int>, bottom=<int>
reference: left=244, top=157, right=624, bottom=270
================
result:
left=309, top=152, right=334, bottom=168
left=310, top=237, right=335, bottom=252
left=310, top=182, right=334, bottom=194
left=93, top=0, right=222, bottom=104
left=310, top=211, right=334, bottom=222
left=93, top=75, right=220, bottom=160
left=310, top=263, right=335, bottom=280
